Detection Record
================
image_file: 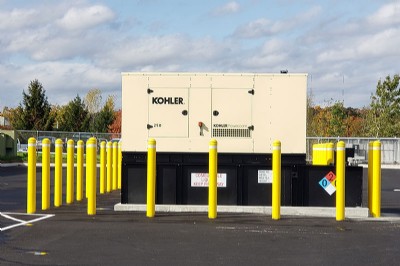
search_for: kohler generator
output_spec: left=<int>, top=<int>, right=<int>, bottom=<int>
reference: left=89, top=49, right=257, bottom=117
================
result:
left=120, top=72, right=362, bottom=207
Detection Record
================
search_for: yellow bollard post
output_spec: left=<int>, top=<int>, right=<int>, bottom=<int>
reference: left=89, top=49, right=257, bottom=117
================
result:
left=76, top=140, right=84, bottom=201
left=208, top=139, right=218, bottom=219
left=336, top=141, right=346, bottom=221
left=27, top=137, right=37, bottom=214
left=368, top=141, right=373, bottom=212
left=100, top=141, right=106, bottom=194
left=54, top=139, right=63, bottom=207
left=118, top=141, right=122, bottom=189
left=372, top=141, right=381, bottom=218
left=42, top=138, right=50, bottom=210
left=85, top=139, right=92, bottom=199
left=272, top=140, right=281, bottom=220
left=106, top=141, right=112, bottom=193
left=66, top=139, right=74, bottom=204
left=146, top=138, right=156, bottom=218
left=112, top=142, right=118, bottom=191
left=87, top=137, right=97, bottom=215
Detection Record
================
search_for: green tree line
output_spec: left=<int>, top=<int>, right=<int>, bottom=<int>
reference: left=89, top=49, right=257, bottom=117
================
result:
left=2, top=74, right=399, bottom=137
left=308, top=74, right=400, bottom=138
left=1, top=79, right=120, bottom=133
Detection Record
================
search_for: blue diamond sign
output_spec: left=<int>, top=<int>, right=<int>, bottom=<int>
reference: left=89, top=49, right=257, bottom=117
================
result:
left=319, top=171, right=336, bottom=196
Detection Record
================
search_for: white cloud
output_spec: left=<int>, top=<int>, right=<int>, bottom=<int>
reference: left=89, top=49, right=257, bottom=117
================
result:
left=367, top=2, right=400, bottom=26
left=58, top=5, right=115, bottom=31
left=233, top=6, right=321, bottom=38
left=212, top=1, right=240, bottom=16
left=0, top=8, right=39, bottom=30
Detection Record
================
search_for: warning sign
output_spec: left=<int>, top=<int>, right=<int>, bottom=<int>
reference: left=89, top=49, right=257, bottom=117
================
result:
left=319, top=171, right=336, bottom=196
left=258, top=170, right=272, bottom=184
left=191, top=173, right=227, bottom=187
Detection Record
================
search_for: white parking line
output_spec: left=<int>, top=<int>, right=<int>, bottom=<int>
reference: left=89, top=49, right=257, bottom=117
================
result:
left=0, top=212, right=55, bottom=232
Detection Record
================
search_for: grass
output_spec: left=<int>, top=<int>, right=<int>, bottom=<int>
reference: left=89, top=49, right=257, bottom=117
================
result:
left=0, top=153, right=25, bottom=163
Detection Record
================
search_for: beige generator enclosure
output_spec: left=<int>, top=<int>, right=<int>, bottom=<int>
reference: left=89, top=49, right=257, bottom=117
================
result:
left=120, top=72, right=317, bottom=207
left=122, top=72, right=307, bottom=154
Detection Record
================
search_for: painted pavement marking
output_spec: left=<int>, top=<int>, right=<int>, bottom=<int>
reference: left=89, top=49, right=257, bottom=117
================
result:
left=0, top=212, right=55, bottom=232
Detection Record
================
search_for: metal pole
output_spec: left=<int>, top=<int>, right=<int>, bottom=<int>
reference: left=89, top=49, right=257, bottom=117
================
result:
left=208, top=139, right=218, bottom=219
left=54, top=139, right=63, bottom=207
left=66, top=139, right=74, bottom=204
left=76, top=140, right=84, bottom=201
left=372, top=141, right=381, bottom=217
left=112, top=142, right=118, bottom=191
left=272, top=140, right=281, bottom=220
left=100, top=141, right=106, bottom=194
left=336, top=141, right=345, bottom=221
left=87, top=137, right=97, bottom=215
left=41, top=138, right=50, bottom=210
left=368, top=141, right=373, bottom=212
left=106, top=141, right=112, bottom=193
left=146, top=138, right=156, bottom=218
left=27, top=137, right=36, bottom=214
left=118, top=141, right=122, bottom=189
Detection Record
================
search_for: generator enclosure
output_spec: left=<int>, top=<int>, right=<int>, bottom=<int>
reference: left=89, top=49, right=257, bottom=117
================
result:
left=120, top=72, right=362, bottom=207
left=122, top=72, right=308, bottom=154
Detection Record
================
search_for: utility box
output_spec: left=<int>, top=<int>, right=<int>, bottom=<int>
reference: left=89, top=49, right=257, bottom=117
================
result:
left=121, top=72, right=308, bottom=205
left=0, top=130, right=17, bottom=157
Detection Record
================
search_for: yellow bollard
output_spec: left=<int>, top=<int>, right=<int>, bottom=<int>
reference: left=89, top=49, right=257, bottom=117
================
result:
left=368, top=141, right=373, bottom=212
left=66, top=139, right=74, bottom=204
left=372, top=141, right=381, bottom=218
left=85, top=139, right=92, bottom=199
left=100, top=141, right=106, bottom=194
left=208, top=139, right=218, bottom=219
left=272, top=140, right=281, bottom=220
left=336, top=141, right=346, bottom=221
left=118, top=141, right=122, bottom=189
left=87, top=137, right=97, bottom=215
left=112, top=142, right=118, bottom=191
left=54, top=139, right=63, bottom=207
left=106, top=141, right=112, bottom=193
left=146, top=138, right=156, bottom=218
left=76, top=140, right=84, bottom=201
left=27, top=137, right=37, bottom=214
left=41, top=138, right=50, bottom=210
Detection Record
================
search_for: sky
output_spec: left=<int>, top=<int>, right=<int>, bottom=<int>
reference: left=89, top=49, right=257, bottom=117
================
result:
left=0, top=0, right=399, bottom=110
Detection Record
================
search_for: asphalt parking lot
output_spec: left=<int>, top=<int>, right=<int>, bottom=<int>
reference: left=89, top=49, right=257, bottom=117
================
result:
left=1, top=166, right=400, bottom=265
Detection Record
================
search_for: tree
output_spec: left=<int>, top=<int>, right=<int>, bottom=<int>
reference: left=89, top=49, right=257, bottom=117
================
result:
left=85, top=89, right=102, bottom=114
left=327, top=101, right=347, bottom=137
left=11, top=79, right=54, bottom=130
left=59, top=95, right=90, bottom=132
left=91, top=95, right=115, bottom=133
left=366, top=74, right=400, bottom=137
left=108, top=109, right=121, bottom=136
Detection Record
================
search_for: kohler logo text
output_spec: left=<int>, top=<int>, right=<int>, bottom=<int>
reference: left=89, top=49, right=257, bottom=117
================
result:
left=152, top=97, right=184, bottom=105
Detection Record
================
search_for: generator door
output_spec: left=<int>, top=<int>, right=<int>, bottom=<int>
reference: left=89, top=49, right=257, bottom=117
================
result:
left=211, top=88, right=253, bottom=138
left=147, top=88, right=189, bottom=138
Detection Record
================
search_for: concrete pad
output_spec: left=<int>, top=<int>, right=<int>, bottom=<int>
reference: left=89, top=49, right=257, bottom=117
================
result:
left=114, top=203, right=370, bottom=219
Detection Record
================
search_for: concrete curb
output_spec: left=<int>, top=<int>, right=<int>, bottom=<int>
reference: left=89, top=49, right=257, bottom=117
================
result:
left=114, top=203, right=371, bottom=219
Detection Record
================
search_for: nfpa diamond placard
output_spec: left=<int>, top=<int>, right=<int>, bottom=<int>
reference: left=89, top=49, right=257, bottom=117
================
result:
left=319, top=171, right=336, bottom=196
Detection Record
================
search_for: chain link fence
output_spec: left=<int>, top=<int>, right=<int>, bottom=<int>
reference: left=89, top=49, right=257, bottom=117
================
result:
left=16, top=130, right=121, bottom=152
